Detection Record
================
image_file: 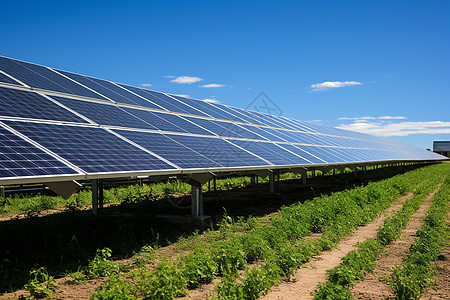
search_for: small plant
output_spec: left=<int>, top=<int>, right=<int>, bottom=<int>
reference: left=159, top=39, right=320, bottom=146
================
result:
left=87, top=248, right=125, bottom=279
left=23, top=267, right=59, bottom=299
left=91, top=274, right=136, bottom=300
left=69, top=266, right=87, bottom=285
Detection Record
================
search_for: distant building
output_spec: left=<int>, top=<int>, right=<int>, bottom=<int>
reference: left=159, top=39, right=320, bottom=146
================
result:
left=433, top=141, right=450, bottom=158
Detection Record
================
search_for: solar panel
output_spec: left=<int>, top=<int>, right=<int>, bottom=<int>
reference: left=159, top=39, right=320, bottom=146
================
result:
left=0, top=125, right=79, bottom=178
left=281, top=144, right=326, bottom=164
left=0, top=86, right=88, bottom=123
left=121, top=107, right=212, bottom=135
left=230, top=140, right=311, bottom=165
left=170, top=95, right=247, bottom=122
left=118, top=84, right=209, bottom=117
left=115, top=130, right=223, bottom=169
left=0, top=71, right=20, bottom=85
left=57, top=70, right=172, bottom=110
left=0, top=55, right=446, bottom=185
left=0, top=56, right=105, bottom=99
left=3, top=121, right=175, bottom=173
left=50, top=96, right=158, bottom=130
left=166, top=135, right=270, bottom=168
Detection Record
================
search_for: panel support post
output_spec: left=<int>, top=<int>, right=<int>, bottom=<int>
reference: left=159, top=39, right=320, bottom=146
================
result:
left=98, top=179, right=104, bottom=214
left=91, top=179, right=104, bottom=215
left=302, top=170, right=307, bottom=185
left=269, top=170, right=279, bottom=193
left=92, top=179, right=98, bottom=215
left=0, top=186, right=4, bottom=199
left=250, top=175, right=256, bottom=184
left=190, top=183, right=204, bottom=218
left=213, top=176, right=217, bottom=192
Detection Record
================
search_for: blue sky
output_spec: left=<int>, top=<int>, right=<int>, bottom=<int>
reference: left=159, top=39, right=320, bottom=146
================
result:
left=1, top=0, right=449, bottom=149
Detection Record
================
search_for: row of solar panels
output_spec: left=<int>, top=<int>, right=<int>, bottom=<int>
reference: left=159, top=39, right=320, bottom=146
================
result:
left=0, top=56, right=445, bottom=184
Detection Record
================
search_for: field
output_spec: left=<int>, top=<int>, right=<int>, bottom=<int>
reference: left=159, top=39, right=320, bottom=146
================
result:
left=0, top=163, right=448, bottom=299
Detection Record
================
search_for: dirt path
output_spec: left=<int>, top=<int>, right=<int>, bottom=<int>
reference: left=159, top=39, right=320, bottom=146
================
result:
left=351, top=185, right=441, bottom=300
left=421, top=244, right=450, bottom=300
left=258, top=193, right=414, bottom=300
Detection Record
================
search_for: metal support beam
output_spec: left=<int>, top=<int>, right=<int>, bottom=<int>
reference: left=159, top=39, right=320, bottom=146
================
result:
left=91, top=179, right=104, bottom=215
left=302, top=170, right=307, bottom=185
left=190, top=184, right=204, bottom=218
left=213, top=176, right=217, bottom=192
left=269, top=170, right=279, bottom=193
left=0, top=186, right=4, bottom=199
left=250, top=175, right=256, bottom=184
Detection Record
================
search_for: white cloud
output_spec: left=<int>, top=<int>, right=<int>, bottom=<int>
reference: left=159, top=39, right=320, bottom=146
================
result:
left=141, top=83, right=152, bottom=87
left=336, top=120, right=450, bottom=137
left=378, top=116, right=406, bottom=120
left=338, top=116, right=405, bottom=121
left=338, top=116, right=376, bottom=121
left=200, top=83, right=225, bottom=88
left=173, top=94, right=189, bottom=98
left=170, top=76, right=203, bottom=84
left=163, top=75, right=175, bottom=78
left=311, top=81, right=362, bottom=91
left=203, top=97, right=220, bottom=104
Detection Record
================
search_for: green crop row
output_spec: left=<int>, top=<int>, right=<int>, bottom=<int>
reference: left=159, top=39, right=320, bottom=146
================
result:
left=89, top=164, right=449, bottom=300
left=387, top=177, right=449, bottom=300
left=312, top=168, right=446, bottom=299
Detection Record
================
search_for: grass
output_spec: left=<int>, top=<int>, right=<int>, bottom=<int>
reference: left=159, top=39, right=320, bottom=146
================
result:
left=387, top=177, right=449, bottom=299
left=0, top=163, right=445, bottom=298
left=313, top=168, right=448, bottom=299
left=84, top=164, right=450, bottom=300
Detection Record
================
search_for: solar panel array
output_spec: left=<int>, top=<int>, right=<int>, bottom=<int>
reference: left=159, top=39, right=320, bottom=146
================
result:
left=0, top=55, right=445, bottom=184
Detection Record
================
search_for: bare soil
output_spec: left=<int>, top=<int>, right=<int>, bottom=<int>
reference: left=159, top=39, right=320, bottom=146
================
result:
left=260, top=193, right=414, bottom=300
left=351, top=185, right=441, bottom=299
left=421, top=244, right=450, bottom=300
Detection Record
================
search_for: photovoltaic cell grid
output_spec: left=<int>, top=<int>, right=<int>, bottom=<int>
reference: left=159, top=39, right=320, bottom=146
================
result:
left=0, top=125, right=78, bottom=178
left=0, top=56, right=104, bottom=100
left=0, top=87, right=87, bottom=123
left=0, top=55, right=446, bottom=181
left=3, top=121, right=175, bottom=174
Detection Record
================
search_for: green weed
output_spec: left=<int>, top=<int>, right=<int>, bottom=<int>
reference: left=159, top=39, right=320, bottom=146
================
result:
left=23, top=267, right=59, bottom=299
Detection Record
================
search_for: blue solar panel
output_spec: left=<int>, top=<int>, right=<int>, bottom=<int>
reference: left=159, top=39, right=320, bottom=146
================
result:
left=0, top=87, right=88, bottom=123
left=281, top=144, right=326, bottom=164
left=0, top=71, right=20, bottom=85
left=122, top=108, right=211, bottom=135
left=246, top=111, right=297, bottom=130
left=183, top=117, right=240, bottom=138
left=0, top=125, right=78, bottom=178
left=237, top=125, right=286, bottom=142
left=57, top=70, right=168, bottom=109
left=211, top=104, right=264, bottom=125
left=170, top=95, right=247, bottom=122
left=166, top=135, right=269, bottom=168
left=230, top=140, right=311, bottom=165
left=115, top=130, right=223, bottom=169
left=51, top=96, right=158, bottom=130
left=0, top=56, right=105, bottom=99
left=3, top=121, right=174, bottom=173
left=295, top=145, right=347, bottom=164
left=118, top=84, right=209, bottom=117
